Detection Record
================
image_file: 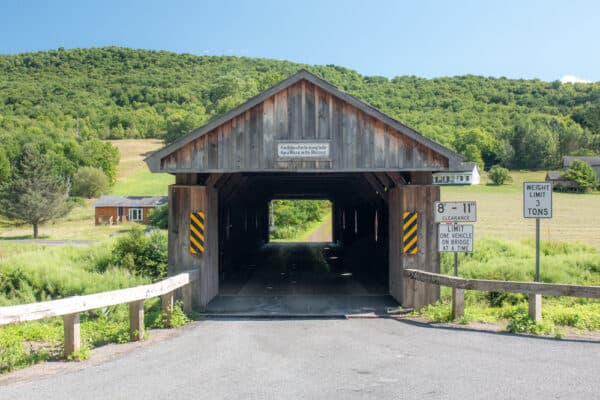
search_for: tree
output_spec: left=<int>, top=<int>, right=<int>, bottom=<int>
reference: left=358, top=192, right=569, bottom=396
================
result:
left=148, top=203, right=168, bottom=229
left=164, top=111, right=206, bottom=144
left=488, top=165, right=511, bottom=185
left=80, top=139, right=120, bottom=185
left=0, top=146, right=72, bottom=238
left=71, top=167, right=110, bottom=198
left=562, top=160, right=598, bottom=192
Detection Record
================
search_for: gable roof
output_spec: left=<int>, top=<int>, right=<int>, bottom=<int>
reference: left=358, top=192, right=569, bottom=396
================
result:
left=94, top=196, right=167, bottom=208
left=563, top=156, right=600, bottom=167
left=145, top=69, right=462, bottom=172
left=444, top=162, right=479, bottom=173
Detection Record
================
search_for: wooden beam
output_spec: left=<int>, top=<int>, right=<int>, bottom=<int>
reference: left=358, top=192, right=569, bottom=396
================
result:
left=403, top=269, right=600, bottom=298
left=0, top=270, right=198, bottom=326
left=205, top=173, right=223, bottom=188
left=362, top=173, right=388, bottom=203
left=374, top=172, right=395, bottom=189
left=63, top=313, right=80, bottom=358
left=385, top=171, right=407, bottom=186
left=161, top=291, right=174, bottom=328
left=129, top=300, right=145, bottom=341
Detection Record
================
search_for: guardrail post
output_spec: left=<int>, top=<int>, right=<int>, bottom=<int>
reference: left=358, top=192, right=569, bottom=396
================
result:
left=452, top=288, right=464, bottom=319
left=129, top=300, right=145, bottom=341
left=161, top=291, right=174, bottom=327
left=63, top=312, right=81, bottom=358
left=528, top=294, right=542, bottom=322
left=182, top=283, right=192, bottom=315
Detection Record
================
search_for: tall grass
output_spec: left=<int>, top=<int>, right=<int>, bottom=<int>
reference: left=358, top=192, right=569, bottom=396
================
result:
left=0, top=242, right=149, bottom=306
left=424, top=238, right=600, bottom=334
left=441, top=238, right=600, bottom=285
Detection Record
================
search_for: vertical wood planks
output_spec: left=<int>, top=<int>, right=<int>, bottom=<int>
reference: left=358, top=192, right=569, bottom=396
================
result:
left=158, top=79, right=450, bottom=172
left=317, top=90, right=330, bottom=139
left=262, top=97, right=275, bottom=168
left=304, top=82, right=316, bottom=140
left=288, top=83, right=302, bottom=140
left=168, top=184, right=218, bottom=310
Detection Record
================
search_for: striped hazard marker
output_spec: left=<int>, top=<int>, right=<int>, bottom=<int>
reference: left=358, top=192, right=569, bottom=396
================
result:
left=402, top=211, right=418, bottom=255
left=190, top=211, right=205, bottom=255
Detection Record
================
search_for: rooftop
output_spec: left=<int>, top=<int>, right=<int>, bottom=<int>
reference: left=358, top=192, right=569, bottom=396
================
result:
left=94, top=196, right=167, bottom=208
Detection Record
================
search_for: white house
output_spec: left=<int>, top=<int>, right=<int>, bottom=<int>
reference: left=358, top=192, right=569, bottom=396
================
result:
left=433, top=162, right=480, bottom=186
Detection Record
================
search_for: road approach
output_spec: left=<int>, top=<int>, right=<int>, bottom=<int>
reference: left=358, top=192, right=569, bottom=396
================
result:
left=2, top=318, right=598, bottom=399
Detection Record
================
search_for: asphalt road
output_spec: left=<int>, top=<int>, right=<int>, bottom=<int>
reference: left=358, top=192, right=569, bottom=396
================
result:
left=2, top=318, right=599, bottom=399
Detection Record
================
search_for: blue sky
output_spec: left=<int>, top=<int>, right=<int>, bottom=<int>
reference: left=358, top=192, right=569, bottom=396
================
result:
left=1, top=0, right=599, bottom=82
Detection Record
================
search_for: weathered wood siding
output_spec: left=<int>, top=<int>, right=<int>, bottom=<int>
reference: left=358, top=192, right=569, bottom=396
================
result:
left=168, top=185, right=219, bottom=310
left=160, top=80, right=448, bottom=172
left=389, top=185, right=440, bottom=307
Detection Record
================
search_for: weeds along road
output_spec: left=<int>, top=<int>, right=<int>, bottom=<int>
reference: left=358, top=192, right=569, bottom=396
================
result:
left=2, top=319, right=599, bottom=400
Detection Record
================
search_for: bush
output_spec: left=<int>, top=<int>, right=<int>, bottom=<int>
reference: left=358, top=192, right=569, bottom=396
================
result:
left=562, top=159, right=598, bottom=192
left=111, top=228, right=168, bottom=281
left=148, top=204, right=168, bottom=229
left=71, top=167, right=110, bottom=198
left=488, top=165, right=511, bottom=185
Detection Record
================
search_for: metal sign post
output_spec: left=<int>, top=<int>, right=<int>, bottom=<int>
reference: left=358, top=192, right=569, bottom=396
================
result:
left=438, top=218, right=475, bottom=319
left=523, top=182, right=553, bottom=321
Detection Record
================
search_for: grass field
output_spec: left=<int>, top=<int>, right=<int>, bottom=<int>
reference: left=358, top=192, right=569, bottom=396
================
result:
left=442, top=171, right=600, bottom=249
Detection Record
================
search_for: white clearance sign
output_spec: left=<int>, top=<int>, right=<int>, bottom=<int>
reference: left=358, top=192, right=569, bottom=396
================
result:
left=434, top=201, right=477, bottom=223
left=438, top=224, right=474, bottom=252
left=523, top=182, right=553, bottom=219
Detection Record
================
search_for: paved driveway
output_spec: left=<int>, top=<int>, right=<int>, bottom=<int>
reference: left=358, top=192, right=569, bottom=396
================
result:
left=2, top=318, right=598, bottom=399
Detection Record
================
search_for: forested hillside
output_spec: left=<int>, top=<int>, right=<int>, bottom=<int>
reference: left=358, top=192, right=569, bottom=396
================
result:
left=1, top=46, right=599, bottom=175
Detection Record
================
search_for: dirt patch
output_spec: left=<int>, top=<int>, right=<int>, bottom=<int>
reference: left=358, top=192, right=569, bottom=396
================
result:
left=0, top=322, right=201, bottom=387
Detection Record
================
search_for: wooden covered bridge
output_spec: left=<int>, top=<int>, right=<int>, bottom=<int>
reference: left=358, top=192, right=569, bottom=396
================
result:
left=145, top=70, right=462, bottom=313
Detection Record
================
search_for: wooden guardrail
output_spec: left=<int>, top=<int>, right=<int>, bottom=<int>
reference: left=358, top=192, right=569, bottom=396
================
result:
left=403, top=269, right=600, bottom=320
left=0, top=270, right=198, bottom=357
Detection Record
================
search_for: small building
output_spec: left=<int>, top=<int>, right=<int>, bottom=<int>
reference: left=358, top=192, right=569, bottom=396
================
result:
left=432, top=162, right=480, bottom=185
left=545, top=172, right=577, bottom=191
left=563, top=156, right=600, bottom=181
left=94, top=196, right=167, bottom=225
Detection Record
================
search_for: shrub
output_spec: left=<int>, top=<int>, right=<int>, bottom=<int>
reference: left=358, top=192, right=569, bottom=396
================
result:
left=111, top=228, right=168, bottom=281
left=71, top=167, right=110, bottom=198
left=488, top=165, right=511, bottom=185
left=562, top=159, right=598, bottom=192
left=148, top=204, right=168, bottom=229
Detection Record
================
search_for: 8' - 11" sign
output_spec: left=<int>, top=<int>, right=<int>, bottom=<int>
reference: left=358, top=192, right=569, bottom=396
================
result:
left=434, top=201, right=477, bottom=223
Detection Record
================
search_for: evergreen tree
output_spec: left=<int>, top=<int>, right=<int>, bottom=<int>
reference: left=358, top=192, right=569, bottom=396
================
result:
left=0, top=146, right=72, bottom=238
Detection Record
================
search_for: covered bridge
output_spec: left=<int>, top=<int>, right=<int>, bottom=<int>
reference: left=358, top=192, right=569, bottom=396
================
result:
left=146, top=70, right=462, bottom=313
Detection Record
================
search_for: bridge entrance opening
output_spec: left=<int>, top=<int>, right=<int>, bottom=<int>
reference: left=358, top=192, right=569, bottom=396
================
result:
left=211, top=173, right=393, bottom=314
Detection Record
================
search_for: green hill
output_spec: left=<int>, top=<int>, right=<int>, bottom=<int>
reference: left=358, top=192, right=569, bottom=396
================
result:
left=1, top=46, right=599, bottom=171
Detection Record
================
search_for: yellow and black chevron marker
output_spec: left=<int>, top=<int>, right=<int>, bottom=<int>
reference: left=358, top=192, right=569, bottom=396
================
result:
left=190, top=211, right=205, bottom=255
left=402, top=211, right=418, bottom=255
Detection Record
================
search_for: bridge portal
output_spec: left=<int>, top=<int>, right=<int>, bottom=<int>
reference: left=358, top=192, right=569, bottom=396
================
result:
left=146, top=70, right=462, bottom=312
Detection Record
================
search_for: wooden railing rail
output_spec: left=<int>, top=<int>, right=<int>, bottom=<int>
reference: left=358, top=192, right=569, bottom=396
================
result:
left=0, top=269, right=198, bottom=357
left=403, top=269, right=600, bottom=320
